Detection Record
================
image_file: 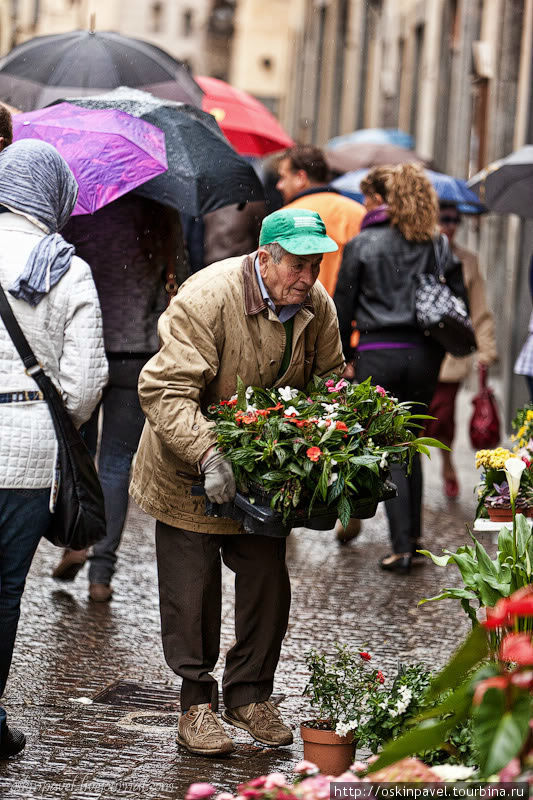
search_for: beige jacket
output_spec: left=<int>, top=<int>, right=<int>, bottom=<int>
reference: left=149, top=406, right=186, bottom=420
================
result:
left=129, top=253, right=345, bottom=532
left=439, top=243, right=498, bottom=383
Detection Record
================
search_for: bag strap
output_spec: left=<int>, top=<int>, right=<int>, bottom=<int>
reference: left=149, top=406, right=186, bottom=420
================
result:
left=432, top=234, right=451, bottom=284
left=0, top=279, right=44, bottom=379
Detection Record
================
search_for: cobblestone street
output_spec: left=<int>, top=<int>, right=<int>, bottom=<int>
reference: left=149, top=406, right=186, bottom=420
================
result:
left=0, top=387, right=499, bottom=799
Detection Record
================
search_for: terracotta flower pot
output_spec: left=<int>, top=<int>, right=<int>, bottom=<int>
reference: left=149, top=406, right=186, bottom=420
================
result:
left=485, top=506, right=533, bottom=522
left=300, top=723, right=355, bottom=776
left=486, top=506, right=514, bottom=522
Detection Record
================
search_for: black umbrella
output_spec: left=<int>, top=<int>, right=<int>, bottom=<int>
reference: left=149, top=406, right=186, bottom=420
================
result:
left=0, top=30, right=203, bottom=111
left=57, top=88, right=264, bottom=215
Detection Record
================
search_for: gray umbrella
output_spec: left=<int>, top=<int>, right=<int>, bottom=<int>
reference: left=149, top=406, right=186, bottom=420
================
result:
left=467, top=146, right=533, bottom=217
left=55, top=87, right=264, bottom=216
left=0, top=30, right=203, bottom=110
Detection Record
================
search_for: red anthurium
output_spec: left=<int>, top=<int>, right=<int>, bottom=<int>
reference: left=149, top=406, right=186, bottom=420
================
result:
left=510, top=670, right=533, bottom=689
left=472, top=675, right=509, bottom=706
left=483, top=600, right=510, bottom=629
left=500, top=633, right=533, bottom=665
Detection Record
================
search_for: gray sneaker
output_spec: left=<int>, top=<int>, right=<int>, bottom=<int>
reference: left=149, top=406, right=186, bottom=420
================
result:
left=177, top=703, right=234, bottom=756
left=222, top=700, right=293, bottom=747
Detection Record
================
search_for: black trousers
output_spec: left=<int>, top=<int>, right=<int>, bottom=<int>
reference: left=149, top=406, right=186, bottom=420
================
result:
left=355, top=344, right=443, bottom=554
left=155, top=523, right=291, bottom=712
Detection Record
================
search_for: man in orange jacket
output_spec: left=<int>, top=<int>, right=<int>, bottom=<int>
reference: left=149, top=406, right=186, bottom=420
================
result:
left=277, top=144, right=364, bottom=544
left=276, top=144, right=365, bottom=297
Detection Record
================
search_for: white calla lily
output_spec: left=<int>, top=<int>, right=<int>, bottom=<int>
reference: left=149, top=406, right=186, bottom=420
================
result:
left=504, top=457, right=526, bottom=502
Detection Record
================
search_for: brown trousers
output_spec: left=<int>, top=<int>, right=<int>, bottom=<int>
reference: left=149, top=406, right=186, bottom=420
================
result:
left=155, top=522, right=291, bottom=712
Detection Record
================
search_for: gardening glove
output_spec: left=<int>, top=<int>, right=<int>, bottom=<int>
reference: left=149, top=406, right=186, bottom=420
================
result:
left=200, top=447, right=236, bottom=504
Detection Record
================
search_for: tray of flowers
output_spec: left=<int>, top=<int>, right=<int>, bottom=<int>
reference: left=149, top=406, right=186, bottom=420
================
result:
left=201, top=375, right=444, bottom=536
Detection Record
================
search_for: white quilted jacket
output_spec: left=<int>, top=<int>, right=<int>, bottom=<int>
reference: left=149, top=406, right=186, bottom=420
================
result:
left=0, top=212, right=108, bottom=488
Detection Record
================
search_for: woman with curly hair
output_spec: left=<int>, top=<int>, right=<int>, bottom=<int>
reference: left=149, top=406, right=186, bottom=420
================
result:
left=334, top=163, right=464, bottom=574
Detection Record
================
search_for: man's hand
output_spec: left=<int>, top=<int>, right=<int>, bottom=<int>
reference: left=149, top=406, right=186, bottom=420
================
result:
left=200, top=446, right=236, bottom=504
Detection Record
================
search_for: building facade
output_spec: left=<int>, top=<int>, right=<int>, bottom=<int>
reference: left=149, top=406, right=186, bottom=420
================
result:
left=277, top=0, right=533, bottom=424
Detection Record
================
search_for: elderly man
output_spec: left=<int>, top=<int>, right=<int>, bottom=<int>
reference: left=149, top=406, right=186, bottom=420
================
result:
left=130, top=208, right=345, bottom=756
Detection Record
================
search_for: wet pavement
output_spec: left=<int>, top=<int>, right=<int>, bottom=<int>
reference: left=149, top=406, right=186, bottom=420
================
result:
left=0, top=385, right=502, bottom=799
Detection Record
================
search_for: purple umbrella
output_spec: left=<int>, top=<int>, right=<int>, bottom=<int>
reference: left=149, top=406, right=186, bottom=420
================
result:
left=12, top=102, right=168, bottom=215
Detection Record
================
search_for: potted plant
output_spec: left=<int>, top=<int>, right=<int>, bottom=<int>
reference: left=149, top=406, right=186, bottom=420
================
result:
left=367, top=585, right=533, bottom=780
left=474, top=448, right=533, bottom=521
left=207, top=375, right=445, bottom=531
left=301, top=644, right=376, bottom=776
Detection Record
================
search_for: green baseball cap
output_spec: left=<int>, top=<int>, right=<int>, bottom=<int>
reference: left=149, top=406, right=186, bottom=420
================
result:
left=259, top=208, right=338, bottom=255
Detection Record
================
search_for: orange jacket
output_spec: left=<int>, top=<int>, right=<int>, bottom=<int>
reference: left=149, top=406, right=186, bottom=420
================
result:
left=285, top=190, right=365, bottom=296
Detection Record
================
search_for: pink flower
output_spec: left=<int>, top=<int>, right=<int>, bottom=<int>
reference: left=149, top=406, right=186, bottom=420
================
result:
left=216, top=795, right=236, bottom=800
left=375, top=385, right=386, bottom=397
left=499, top=758, right=521, bottom=782
left=350, top=761, right=368, bottom=774
left=264, top=774, right=287, bottom=789
left=243, top=777, right=266, bottom=789
left=186, top=784, right=216, bottom=800
left=325, top=379, right=335, bottom=388
left=294, top=760, right=319, bottom=776
left=335, top=379, right=348, bottom=391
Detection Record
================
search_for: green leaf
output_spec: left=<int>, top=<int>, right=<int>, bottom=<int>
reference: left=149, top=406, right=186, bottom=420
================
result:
left=498, top=526, right=515, bottom=565
left=415, top=679, right=472, bottom=721
left=418, top=588, right=478, bottom=606
left=417, top=549, right=452, bottom=567
left=460, top=598, right=479, bottom=626
left=426, top=624, right=488, bottom=701
left=367, top=716, right=465, bottom=773
left=473, top=688, right=531, bottom=777
left=274, top=445, right=288, bottom=467
left=337, top=495, right=351, bottom=529
left=411, top=436, right=451, bottom=451
left=474, top=538, right=500, bottom=580
left=288, top=462, right=306, bottom=477
left=516, top=513, right=532, bottom=558
left=473, top=573, right=503, bottom=607
left=236, top=375, right=247, bottom=411
left=318, top=461, right=329, bottom=502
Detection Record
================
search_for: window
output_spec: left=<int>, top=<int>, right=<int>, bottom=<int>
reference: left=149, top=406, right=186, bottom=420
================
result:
left=182, top=9, right=194, bottom=37
left=150, top=1, right=164, bottom=34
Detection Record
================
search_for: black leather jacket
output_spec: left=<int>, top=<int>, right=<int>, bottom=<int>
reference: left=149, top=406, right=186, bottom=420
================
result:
left=334, top=222, right=465, bottom=358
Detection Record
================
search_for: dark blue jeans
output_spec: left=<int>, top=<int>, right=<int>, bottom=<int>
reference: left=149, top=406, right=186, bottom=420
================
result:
left=0, top=488, right=51, bottom=731
left=82, top=357, right=148, bottom=585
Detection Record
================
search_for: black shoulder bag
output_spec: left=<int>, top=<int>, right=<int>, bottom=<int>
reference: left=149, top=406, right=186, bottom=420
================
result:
left=415, top=235, right=477, bottom=358
left=0, top=280, right=106, bottom=549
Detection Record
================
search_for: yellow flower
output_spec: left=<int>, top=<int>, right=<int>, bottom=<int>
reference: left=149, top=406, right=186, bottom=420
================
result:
left=527, top=410, right=533, bottom=421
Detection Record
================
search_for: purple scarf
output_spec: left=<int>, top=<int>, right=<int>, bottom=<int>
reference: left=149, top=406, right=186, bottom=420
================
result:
left=361, top=204, right=389, bottom=230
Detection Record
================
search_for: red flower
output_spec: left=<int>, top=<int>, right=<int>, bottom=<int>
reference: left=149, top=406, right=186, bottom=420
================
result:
left=227, top=397, right=238, bottom=407
left=256, top=409, right=270, bottom=417
left=335, top=421, right=348, bottom=432
left=522, top=456, right=532, bottom=468
left=376, top=671, right=385, bottom=684
left=500, top=633, right=533, bottom=665
left=483, top=586, right=533, bottom=629
left=472, top=676, right=509, bottom=706
left=267, top=402, right=284, bottom=412
left=306, top=446, right=322, bottom=462
left=359, top=651, right=371, bottom=661
left=241, top=413, right=258, bottom=425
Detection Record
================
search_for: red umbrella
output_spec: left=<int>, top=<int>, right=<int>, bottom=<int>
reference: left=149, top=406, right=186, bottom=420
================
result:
left=195, top=75, right=293, bottom=157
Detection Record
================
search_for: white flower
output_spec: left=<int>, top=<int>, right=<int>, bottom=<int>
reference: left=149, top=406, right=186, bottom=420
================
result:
left=321, top=403, right=337, bottom=415
left=505, top=457, right=526, bottom=502
left=335, top=720, right=356, bottom=737
left=330, top=459, right=337, bottom=466
left=245, top=404, right=257, bottom=413
left=245, top=386, right=254, bottom=400
left=378, top=702, right=388, bottom=710
left=279, top=386, right=298, bottom=402
left=389, top=708, right=398, bottom=718
left=379, top=451, right=389, bottom=469
left=317, top=417, right=333, bottom=428
left=284, top=406, right=299, bottom=416
left=430, top=765, right=476, bottom=782
left=398, top=686, right=412, bottom=701
left=328, top=472, right=339, bottom=486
